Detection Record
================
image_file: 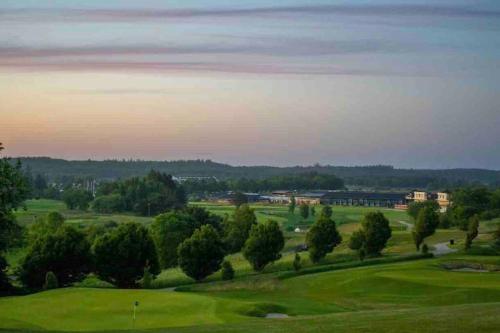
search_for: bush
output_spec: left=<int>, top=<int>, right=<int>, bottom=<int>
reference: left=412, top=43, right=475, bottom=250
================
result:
left=93, top=223, right=160, bottom=288
left=178, top=225, right=225, bottom=281
left=243, top=220, right=284, bottom=271
left=293, top=253, right=302, bottom=272
left=422, top=244, right=429, bottom=254
left=0, top=256, right=12, bottom=293
left=141, top=265, right=153, bottom=289
left=221, top=261, right=235, bottom=280
left=43, top=271, right=58, bottom=290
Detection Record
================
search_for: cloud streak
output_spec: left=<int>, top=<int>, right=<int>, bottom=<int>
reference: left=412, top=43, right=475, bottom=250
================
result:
left=1, top=4, right=499, bottom=22
left=0, top=59, right=421, bottom=77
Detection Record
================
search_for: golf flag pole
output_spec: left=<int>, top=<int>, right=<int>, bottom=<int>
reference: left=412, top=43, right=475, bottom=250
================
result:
left=133, top=301, right=139, bottom=329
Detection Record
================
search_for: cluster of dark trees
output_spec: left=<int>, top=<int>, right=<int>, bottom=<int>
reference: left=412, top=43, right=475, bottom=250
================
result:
left=16, top=157, right=500, bottom=189
left=14, top=205, right=283, bottom=289
left=0, top=144, right=31, bottom=293
left=182, top=172, right=344, bottom=193
left=92, top=171, right=186, bottom=216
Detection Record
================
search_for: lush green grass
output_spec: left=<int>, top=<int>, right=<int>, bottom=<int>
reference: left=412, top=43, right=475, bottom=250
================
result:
left=1, top=256, right=499, bottom=332
left=15, top=199, right=153, bottom=227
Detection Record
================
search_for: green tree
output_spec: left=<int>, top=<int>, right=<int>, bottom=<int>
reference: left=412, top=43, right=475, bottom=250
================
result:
left=233, top=191, right=248, bottom=208
left=223, top=204, right=257, bottom=253
left=348, top=229, right=366, bottom=259
left=306, top=215, right=342, bottom=263
left=0, top=146, right=30, bottom=291
left=494, top=225, right=500, bottom=247
left=300, top=203, right=310, bottom=220
left=243, top=220, right=284, bottom=271
left=151, top=212, right=197, bottom=268
left=288, top=196, right=296, bottom=214
left=20, top=226, right=92, bottom=289
left=321, top=205, right=333, bottom=218
left=221, top=260, right=235, bottom=280
left=93, top=223, right=160, bottom=288
left=293, top=253, right=302, bottom=272
left=349, top=212, right=392, bottom=257
left=438, top=212, right=452, bottom=229
left=311, top=206, right=316, bottom=217
left=92, top=194, right=124, bottom=214
left=407, top=200, right=440, bottom=220
left=412, top=207, right=439, bottom=250
left=178, top=225, right=225, bottom=281
left=141, top=265, right=153, bottom=289
left=465, top=215, right=479, bottom=250
left=27, top=211, right=65, bottom=244
left=62, top=188, right=92, bottom=210
left=33, top=174, right=48, bottom=198
left=43, top=271, right=58, bottom=290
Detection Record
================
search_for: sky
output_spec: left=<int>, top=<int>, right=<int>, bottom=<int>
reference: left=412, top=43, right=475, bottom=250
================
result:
left=1, top=0, right=499, bottom=169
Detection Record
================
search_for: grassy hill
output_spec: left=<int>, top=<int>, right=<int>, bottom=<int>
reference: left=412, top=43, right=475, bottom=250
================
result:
left=0, top=256, right=499, bottom=332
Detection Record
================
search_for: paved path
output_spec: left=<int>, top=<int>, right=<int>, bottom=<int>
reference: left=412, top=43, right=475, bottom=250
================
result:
left=398, top=221, right=413, bottom=232
left=433, top=242, right=458, bottom=256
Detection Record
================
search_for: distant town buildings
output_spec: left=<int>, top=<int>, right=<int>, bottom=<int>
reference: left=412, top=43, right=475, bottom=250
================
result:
left=208, top=189, right=452, bottom=212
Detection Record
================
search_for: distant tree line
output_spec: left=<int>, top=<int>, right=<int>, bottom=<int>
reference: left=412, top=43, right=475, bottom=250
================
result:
left=92, top=171, right=186, bottom=216
left=15, top=157, right=500, bottom=189
left=182, top=172, right=344, bottom=194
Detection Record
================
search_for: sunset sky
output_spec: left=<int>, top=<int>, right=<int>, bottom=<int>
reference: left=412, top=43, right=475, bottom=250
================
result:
left=1, top=0, right=499, bottom=168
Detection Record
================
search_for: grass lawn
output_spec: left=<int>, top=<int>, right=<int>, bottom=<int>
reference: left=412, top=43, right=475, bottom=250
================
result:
left=1, top=255, right=499, bottom=332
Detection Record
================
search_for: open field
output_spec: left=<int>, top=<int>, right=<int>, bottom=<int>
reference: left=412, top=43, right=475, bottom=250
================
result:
left=0, top=255, right=499, bottom=332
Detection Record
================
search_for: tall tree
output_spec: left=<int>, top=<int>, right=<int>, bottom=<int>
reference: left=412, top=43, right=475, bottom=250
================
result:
left=232, top=191, right=248, bottom=208
left=223, top=204, right=257, bottom=253
left=150, top=212, right=197, bottom=268
left=288, top=196, right=296, bottom=214
left=243, top=220, right=284, bottom=271
left=300, top=203, right=310, bottom=220
left=178, top=225, right=225, bottom=281
left=412, top=207, right=439, bottom=250
left=0, top=145, right=30, bottom=292
left=321, top=205, right=333, bottom=218
left=94, top=223, right=160, bottom=288
left=465, top=215, right=479, bottom=250
left=306, top=215, right=342, bottom=263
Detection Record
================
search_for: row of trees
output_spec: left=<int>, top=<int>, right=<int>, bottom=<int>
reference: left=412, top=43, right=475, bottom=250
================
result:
left=92, top=171, right=187, bottom=216
left=182, top=172, right=344, bottom=194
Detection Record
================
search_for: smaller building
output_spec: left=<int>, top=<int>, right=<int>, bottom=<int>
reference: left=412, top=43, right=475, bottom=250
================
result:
left=437, top=191, right=451, bottom=212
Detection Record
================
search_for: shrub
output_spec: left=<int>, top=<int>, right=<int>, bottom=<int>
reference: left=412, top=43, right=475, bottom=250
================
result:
left=422, top=244, right=429, bottom=254
left=141, top=265, right=153, bottom=289
left=293, top=253, right=302, bottom=272
left=43, top=271, right=58, bottom=290
left=221, top=261, right=235, bottom=280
